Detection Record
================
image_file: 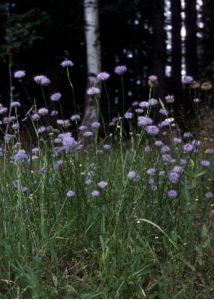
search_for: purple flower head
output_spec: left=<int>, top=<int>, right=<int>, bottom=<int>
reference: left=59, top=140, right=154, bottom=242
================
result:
left=83, top=131, right=93, bottom=137
left=137, top=116, right=153, bottom=127
left=183, top=132, right=193, bottom=138
left=148, top=75, right=158, bottom=86
left=135, top=108, right=144, bottom=114
left=61, top=59, right=74, bottom=68
left=66, top=190, right=75, bottom=197
left=33, top=75, right=50, bottom=86
left=155, top=140, right=164, bottom=147
left=139, top=101, right=149, bottom=108
left=167, top=190, right=178, bottom=199
left=205, top=192, right=213, bottom=199
left=91, top=121, right=101, bottom=129
left=14, top=70, right=26, bottom=79
left=168, top=171, right=180, bottom=184
left=180, top=159, right=187, bottom=165
left=182, top=75, right=194, bottom=85
left=71, top=114, right=80, bottom=121
left=87, top=87, right=100, bottom=96
left=50, top=110, right=58, bottom=117
left=165, top=94, right=175, bottom=104
left=98, top=181, right=108, bottom=188
left=14, top=149, right=28, bottom=163
left=114, top=65, right=127, bottom=75
left=32, top=147, right=39, bottom=154
left=172, top=166, right=183, bottom=174
left=97, top=72, right=110, bottom=81
left=144, top=146, right=151, bottom=153
left=148, top=98, right=158, bottom=106
left=146, top=125, right=159, bottom=136
left=159, top=170, right=165, bottom=176
left=159, top=108, right=168, bottom=116
left=173, top=137, right=182, bottom=145
left=147, top=168, right=156, bottom=176
left=50, top=92, right=62, bottom=102
left=200, top=160, right=210, bottom=168
left=79, top=125, right=87, bottom=131
left=162, top=154, right=172, bottom=163
left=38, top=108, right=49, bottom=116
left=11, top=123, right=19, bottom=130
left=103, top=144, right=111, bottom=150
left=124, top=112, right=133, bottom=119
left=0, top=107, right=8, bottom=115
left=11, top=101, right=21, bottom=109
left=183, top=143, right=194, bottom=153
left=127, top=170, right=140, bottom=181
left=37, top=126, right=47, bottom=134
left=91, top=190, right=100, bottom=197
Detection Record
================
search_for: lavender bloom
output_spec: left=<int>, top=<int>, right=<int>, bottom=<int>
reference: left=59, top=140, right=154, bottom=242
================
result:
left=167, top=190, right=178, bottom=199
left=183, top=143, right=194, bottom=153
left=114, top=65, right=127, bottom=75
left=127, top=171, right=140, bottom=181
left=79, top=125, right=87, bottom=131
left=11, top=123, right=19, bottom=130
left=146, top=125, right=159, bottom=136
left=155, top=140, right=164, bottom=147
left=183, top=132, right=193, bottom=138
left=168, top=172, right=180, bottom=184
left=98, top=181, right=108, bottom=188
left=148, top=75, right=158, bottom=86
left=205, top=192, right=213, bottom=199
left=161, top=145, right=170, bottom=153
left=83, top=131, right=93, bottom=137
left=87, top=87, right=101, bottom=96
left=61, top=59, right=74, bottom=68
left=147, top=168, right=156, bottom=176
left=148, top=177, right=155, bottom=186
left=97, top=72, right=110, bottom=81
left=60, top=133, right=77, bottom=150
left=50, top=92, right=62, bottom=102
left=162, top=154, right=172, bottom=163
left=180, top=159, right=187, bottom=165
left=54, top=159, right=64, bottom=171
left=159, top=108, right=168, bottom=116
left=200, top=160, right=210, bottom=168
left=137, top=116, right=153, bottom=127
left=14, top=149, right=28, bottom=163
left=159, top=120, right=170, bottom=128
left=148, top=98, right=158, bottom=106
left=50, top=110, right=59, bottom=116
left=135, top=108, right=144, bottom=114
left=71, top=114, right=80, bottom=121
left=103, top=144, right=111, bottom=150
left=91, top=121, right=101, bottom=129
left=34, top=75, right=50, bottom=86
left=139, top=101, right=149, bottom=108
left=66, top=190, right=75, bottom=197
left=144, top=146, right=151, bottom=153
left=132, top=101, right=139, bottom=107
left=91, top=190, right=100, bottom=197
left=159, top=170, right=165, bottom=176
left=14, top=70, right=26, bottom=79
left=37, top=126, right=47, bottom=133
left=0, top=107, right=8, bottom=115
left=124, top=112, right=133, bottom=119
left=38, top=108, right=49, bottom=116
left=172, top=166, right=183, bottom=174
left=32, top=147, right=39, bottom=154
left=32, top=113, right=40, bottom=121
left=182, top=76, right=194, bottom=84
left=165, top=94, right=175, bottom=103
left=11, top=101, right=21, bottom=109
left=173, top=137, right=182, bottom=144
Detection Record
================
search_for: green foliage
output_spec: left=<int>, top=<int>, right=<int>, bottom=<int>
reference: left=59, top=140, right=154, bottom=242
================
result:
left=0, top=8, right=50, bottom=57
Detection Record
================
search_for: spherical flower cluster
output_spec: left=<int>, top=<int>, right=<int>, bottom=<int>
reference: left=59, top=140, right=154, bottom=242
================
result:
left=159, top=108, right=168, bottom=116
left=147, top=168, right=156, bottom=176
left=148, top=98, right=158, bottom=106
left=91, top=190, right=100, bottom=197
left=167, top=190, right=178, bottom=199
left=83, top=131, right=93, bottom=137
left=71, top=114, right=80, bottom=121
left=137, top=116, right=153, bottom=127
left=50, top=92, right=62, bottom=102
left=87, top=87, right=101, bottom=96
left=124, top=112, right=133, bottom=119
left=146, top=125, right=159, bottom=136
left=162, top=154, right=172, bottom=163
left=14, top=149, right=28, bottom=163
left=0, top=107, right=8, bottom=115
left=91, top=121, right=101, bottom=129
left=97, top=181, right=108, bottom=188
left=11, top=101, right=21, bottom=109
left=144, top=146, right=151, bottom=153
left=66, top=190, right=75, bottom=197
left=61, top=59, right=74, bottom=68
left=183, top=132, right=193, bottom=138
left=205, top=192, right=213, bottom=199
left=173, top=137, right=182, bottom=144
left=139, top=101, right=149, bottom=108
left=103, top=144, right=111, bottom=150
left=32, top=113, right=40, bottom=121
left=33, top=75, right=50, bottom=86
left=168, top=171, right=180, bottom=184
left=182, top=75, right=194, bottom=85
left=127, top=170, right=140, bottom=181
left=14, top=70, right=26, bottom=79
left=148, top=75, right=158, bottom=87
left=165, top=95, right=175, bottom=104
left=97, top=72, right=110, bottom=81
left=51, top=110, right=59, bottom=116
left=183, top=143, right=194, bottom=153
left=38, top=108, right=49, bottom=116
left=114, top=65, right=127, bottom=75
left=200, top=160, right=210, bottom=168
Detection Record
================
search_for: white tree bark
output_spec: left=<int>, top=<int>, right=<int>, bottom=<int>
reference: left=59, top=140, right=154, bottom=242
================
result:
left=83, top=0, right=101, bottom=124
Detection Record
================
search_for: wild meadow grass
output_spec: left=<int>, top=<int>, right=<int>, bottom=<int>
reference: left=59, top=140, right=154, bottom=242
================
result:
left=0, top=67, right=214, bottom=298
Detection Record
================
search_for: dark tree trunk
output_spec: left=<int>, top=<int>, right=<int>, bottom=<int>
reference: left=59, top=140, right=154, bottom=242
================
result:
left=185, top=0, right=198, bottom=78
left=151, top=0, right=166, bottom=97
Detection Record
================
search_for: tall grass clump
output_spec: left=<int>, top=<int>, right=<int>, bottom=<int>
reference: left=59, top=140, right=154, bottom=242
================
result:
left=0, top=63, right=214, bottom=298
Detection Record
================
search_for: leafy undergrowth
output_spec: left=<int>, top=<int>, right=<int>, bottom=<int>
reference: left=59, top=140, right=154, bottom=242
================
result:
left=0, top=69, right=214, bottom=298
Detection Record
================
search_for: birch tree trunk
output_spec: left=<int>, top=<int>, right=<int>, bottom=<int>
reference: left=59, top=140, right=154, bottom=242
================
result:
left=83, top=0, right=101, bottom=124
